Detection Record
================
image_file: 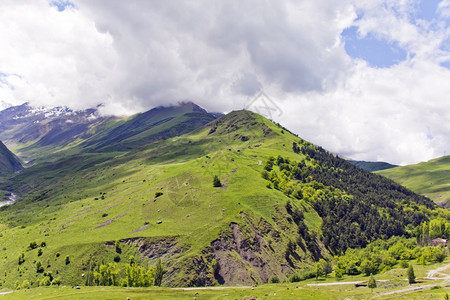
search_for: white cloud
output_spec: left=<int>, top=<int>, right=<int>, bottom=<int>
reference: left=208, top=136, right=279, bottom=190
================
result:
left=2, top=0, right=450, bottom=164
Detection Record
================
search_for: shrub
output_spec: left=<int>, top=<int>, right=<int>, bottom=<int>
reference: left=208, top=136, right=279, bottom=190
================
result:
left=400, top=260, right=409, bottom=268
left=115, top=240, right=122, bottom=254
left=289, top=269, right=315, bottom=282
left=20, top=280, right=31, bottom=290
left=37, top=248, right=43, bottom=256
left=154, top=191, right=163, bottom=198
left=213, top=175, right=222, bottom=187
left=36, top=261, right=44, bottom=273
left=65, top=255, right=70, bottom=265
left=27, top=241, right=38, bottom=251
left=18, top=253, right=25, bottom=265
left=52, top=277, right=62, bottom=286
left=114, top=255, right=121, bottom=262
left=39, top=276, right=51, bottom=286
left=269, top=275, right=280, bottom=283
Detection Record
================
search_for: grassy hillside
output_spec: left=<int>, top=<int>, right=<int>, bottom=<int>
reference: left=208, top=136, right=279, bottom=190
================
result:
left=378, top=155, right=450, bottom=207
left=0, top=110, right=442, bottom=292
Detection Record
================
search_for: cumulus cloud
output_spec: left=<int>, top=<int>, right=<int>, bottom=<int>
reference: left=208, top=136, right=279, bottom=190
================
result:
left=2, top=0, right=450, bottom=164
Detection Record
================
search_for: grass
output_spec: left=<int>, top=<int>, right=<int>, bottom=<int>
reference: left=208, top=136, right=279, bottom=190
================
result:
left=2, top=270, right=450, bottom=300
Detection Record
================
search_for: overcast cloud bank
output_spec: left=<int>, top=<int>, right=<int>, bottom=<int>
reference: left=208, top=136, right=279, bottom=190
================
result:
left=1, top=0, right=450, bottom=165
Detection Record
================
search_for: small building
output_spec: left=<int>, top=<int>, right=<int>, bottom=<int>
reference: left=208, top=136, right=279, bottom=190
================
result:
left=430, top=238, right=447, bottom=247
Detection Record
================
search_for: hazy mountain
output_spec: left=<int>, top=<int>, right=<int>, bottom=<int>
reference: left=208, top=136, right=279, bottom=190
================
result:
left=0, top=102, right=218, bottom=164
left=349, top=160, right=397, bottom=172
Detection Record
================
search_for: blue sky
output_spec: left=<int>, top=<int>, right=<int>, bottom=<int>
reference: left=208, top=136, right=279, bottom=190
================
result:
left=342, top=0, right=449, bottom=69
left=2, top=0, right=450, bottom=165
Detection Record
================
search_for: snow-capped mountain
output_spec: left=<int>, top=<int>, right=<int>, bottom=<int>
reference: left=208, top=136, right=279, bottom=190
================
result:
left=0, top=103, right=113, bottom=163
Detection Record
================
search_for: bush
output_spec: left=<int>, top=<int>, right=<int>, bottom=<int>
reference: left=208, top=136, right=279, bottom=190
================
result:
left=115, top=240, right=121, bottom=254
left=39, top=276, right=51, bottom=286
left=213, top=175, right=222, bottom=187
left=400, top=260, right=409, bottom=268
left=65, top=255, right=70, bottom=265
left=269, top=275, right=280, bottom=283
left=20, top=280, right=31, bottom=290
left=52, top=277, right=62, bottom=286
left=38, top=248, right=43, bottom=256
left=36, top=261, right=44, bottom=273
left=289, top=269, right=315, bottom=282
left=114, top=254, right=121, bottom=262
left=18, top=253, right=25, bottom=265
left=154, top=191, right=163, bottom=198
left=27, top=241, right=38, bottom=251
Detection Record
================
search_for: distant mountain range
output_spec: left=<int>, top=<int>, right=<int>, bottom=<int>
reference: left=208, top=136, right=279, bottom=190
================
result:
left=348, top=160, right=397, bottom=172
left=0, top=102, right=219, bottom=164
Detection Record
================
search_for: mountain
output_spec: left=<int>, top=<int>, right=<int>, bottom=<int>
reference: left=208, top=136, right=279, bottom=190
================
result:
left=0, top=109, right=436, bottom=289
left=378, top=155, right=450, bottom=207
left=0, top=102, right=218, bottom=164
left=0, top=103, right=113, bottom=163
left=80, top=102, right=219, bottom=152
left=349, top=160, right=397, bottom=172
left=0, top=141, right=23, bottom=176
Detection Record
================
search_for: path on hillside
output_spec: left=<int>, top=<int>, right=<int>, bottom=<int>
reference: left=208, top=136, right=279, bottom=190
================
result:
left=307, top=280, right=389, bottom=287
left=0, top=291, right=12, bottom=295
left=378, top=262, right=450, bottom=297
left=426, top=263, right=450, bottom=280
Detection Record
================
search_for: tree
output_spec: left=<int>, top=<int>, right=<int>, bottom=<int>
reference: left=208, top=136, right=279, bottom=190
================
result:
left=335, top=267, right=344, bottom=280
left=368, top=273, right=377, bottom=292
left=213, top=175, right=222, bottom=187
left=36, top=260, right=44, bottom=273
left=315, top=259, right=325, bottom=280
left=323, top=260, right=333, bottom=277
left=115, top=240, right=121, bottom=254
left=407, top=264, right=415, bottom=284
left=154, top=258, right=164, bottom=286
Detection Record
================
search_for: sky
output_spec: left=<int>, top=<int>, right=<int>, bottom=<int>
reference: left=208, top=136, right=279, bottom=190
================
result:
left=1, top=0, right=450, bottom=165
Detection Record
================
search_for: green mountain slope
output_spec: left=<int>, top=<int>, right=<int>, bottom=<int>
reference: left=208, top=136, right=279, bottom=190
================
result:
left=81, top=102, right=218, bottom=152
left=378, top=155, right=450, bottom=207
left=0, top=141, right=23, bottom=176
left=0, top=110, right=437, bottom=289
